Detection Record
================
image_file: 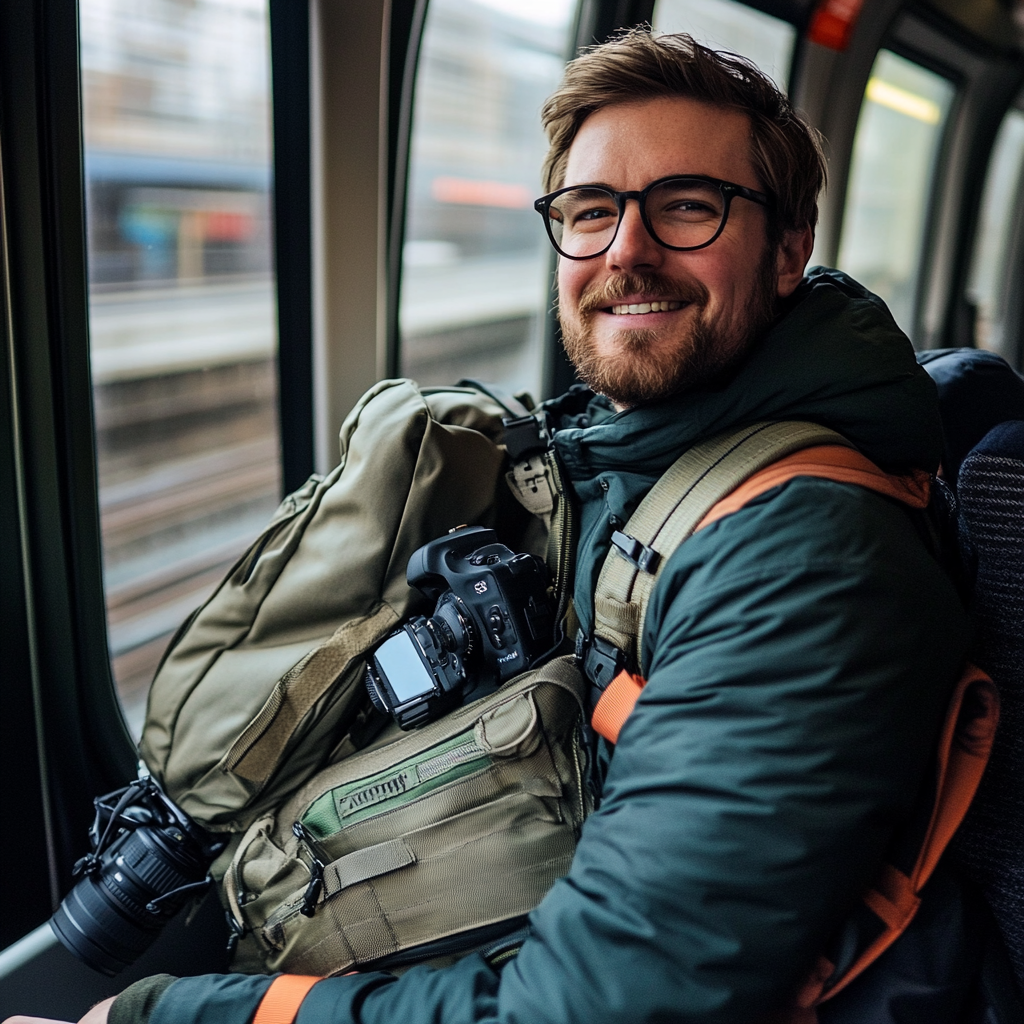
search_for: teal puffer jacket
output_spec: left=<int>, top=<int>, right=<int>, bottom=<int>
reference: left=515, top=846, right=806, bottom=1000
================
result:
left=143, top=269, right=972, bottom=1024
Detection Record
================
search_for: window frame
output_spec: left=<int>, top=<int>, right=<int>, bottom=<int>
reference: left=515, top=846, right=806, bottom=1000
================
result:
left=270, top=0, right=316, bottom=495
left=883, top=11, right=1024, bottom=349
left=968, top=98, right=1024, bottom=367
left=837, top=40, right=962, bottom=343
left=0, top=0, right=136, bottom=939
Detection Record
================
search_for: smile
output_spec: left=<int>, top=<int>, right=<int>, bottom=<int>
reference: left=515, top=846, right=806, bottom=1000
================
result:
left=608, top=300, right=685, bottom=315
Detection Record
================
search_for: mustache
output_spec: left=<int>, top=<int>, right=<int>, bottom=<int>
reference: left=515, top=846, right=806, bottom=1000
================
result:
left=576, top=272, right=709, bottom=317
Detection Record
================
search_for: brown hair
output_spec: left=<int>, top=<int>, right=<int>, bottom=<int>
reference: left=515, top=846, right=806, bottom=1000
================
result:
left=540, top=28, right=827, bottom=237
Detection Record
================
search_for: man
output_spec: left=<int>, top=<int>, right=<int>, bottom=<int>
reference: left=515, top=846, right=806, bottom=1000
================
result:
left=13, top=28, right=973, bottom=1024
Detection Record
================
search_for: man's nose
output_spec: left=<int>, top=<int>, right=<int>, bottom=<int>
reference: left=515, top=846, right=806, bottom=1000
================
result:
left=604, top=198, right=663, bottom=272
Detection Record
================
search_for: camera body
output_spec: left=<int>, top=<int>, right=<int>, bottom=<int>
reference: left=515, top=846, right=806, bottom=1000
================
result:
left=50, top=777, right=224, bottom=976
left=366, top=526, right=555, bottom=729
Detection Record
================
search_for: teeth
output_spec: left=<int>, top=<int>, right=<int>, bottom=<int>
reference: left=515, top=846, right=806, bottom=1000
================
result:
left=610, top=300, right=683, bottom=315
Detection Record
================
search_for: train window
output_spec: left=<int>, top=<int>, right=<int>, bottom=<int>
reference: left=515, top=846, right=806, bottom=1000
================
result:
left=652, top=0, right=796, bottom=86
left=836, top=50, right=955, bottom=337
left=80, top=0, right=281, bottom=735
left=967, top=106, right=1024, bottom=356
left=398, top=0, right=577, bottom=398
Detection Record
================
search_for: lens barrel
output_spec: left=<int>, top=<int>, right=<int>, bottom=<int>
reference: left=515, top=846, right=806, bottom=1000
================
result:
left=50, top=782, right=220, bottom=975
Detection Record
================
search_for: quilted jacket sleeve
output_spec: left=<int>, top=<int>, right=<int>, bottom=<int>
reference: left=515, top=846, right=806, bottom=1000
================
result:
left=144, top=479, right=971, bottom=1024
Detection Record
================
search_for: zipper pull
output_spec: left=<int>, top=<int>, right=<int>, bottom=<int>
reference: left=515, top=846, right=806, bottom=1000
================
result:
left=293, top=821, right=326, bottom=918
left=225, top=909, right=246, bottom=954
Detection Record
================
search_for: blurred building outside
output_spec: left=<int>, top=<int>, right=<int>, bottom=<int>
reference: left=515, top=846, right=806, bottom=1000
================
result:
left=399, top=0, right=576, bottom=399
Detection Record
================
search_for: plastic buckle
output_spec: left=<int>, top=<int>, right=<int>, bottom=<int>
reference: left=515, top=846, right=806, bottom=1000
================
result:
left=502, top=414, right=548, bottom=461
left=577, top=633, right=626, bottom=692
left=610, top=530, right=661, bottom=574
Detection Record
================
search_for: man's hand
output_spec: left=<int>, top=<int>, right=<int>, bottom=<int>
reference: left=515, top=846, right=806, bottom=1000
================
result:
left=2, top=995, right=115, bottom=1024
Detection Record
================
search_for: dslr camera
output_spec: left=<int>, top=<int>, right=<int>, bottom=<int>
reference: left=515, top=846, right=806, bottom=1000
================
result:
left=366, top=526, right=555, bottom=729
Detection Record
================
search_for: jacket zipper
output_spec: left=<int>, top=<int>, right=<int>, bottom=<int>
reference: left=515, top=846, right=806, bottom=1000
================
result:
left=545, top=448, right=577, bottom=635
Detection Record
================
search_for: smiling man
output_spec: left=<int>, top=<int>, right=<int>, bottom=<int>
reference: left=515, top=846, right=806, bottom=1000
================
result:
left=547, top=96, right=799, bottom=408
left=540, top=40, right=815, bottom=414
left=15, top=28, right=982, bottom=1024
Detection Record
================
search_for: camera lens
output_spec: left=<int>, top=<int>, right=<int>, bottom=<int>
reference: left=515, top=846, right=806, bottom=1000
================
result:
left=434, top=594, right=474, bottom=659
left=51, top=823, right=212, bottom=975
left=52, top=823, right=208, bottom=975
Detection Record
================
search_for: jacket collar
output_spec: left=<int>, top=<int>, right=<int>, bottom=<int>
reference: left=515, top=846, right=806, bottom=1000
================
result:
left=552, top=268, right=942, bottom=481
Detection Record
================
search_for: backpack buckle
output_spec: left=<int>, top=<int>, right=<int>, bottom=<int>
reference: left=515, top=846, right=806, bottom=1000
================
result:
left=610, top=530, right=661, bottom=574
left=502, top=414, right=549, bottom=461
left=576, top=632, right=627, bottom=693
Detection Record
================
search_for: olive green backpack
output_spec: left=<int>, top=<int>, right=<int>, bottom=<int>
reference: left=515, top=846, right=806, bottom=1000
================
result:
left=139, top=378, right=537, bottom=833
left=138, top=377, right=590, bottom=975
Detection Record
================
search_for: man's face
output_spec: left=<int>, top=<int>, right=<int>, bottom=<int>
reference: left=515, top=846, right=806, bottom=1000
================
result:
left=556, top=96, right=788, bottom=408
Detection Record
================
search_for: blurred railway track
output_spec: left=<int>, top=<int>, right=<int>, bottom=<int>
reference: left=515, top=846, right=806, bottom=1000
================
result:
left=99, top=438, right=282, bottom=732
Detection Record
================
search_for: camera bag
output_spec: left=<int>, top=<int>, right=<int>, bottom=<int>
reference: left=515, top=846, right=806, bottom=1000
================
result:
left=135, top=374, right=594, bottom=977
left=223, top=653, right=587, bottom=975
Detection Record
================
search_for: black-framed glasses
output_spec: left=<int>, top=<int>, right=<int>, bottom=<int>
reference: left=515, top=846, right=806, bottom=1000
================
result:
left=533, top=174, right=772, bottom=260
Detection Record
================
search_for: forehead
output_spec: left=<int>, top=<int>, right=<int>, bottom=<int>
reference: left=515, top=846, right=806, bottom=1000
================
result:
left=562, top=95, right=758, bottom=191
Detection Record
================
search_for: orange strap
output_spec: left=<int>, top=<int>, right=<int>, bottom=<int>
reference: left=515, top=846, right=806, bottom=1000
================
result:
left=695, top=445, right=931, bottom=533
left=808, top=663, right=999, bottom=1005
left=597, top=665, right=998, bottom=988
left=592, top=671, right=645, bottom=743
left=590, top=447, right=931, bottom=745
left=253, top=975, right=321, bottom=1024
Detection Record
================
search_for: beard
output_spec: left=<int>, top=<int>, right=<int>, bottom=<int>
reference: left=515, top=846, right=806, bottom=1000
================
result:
left=559, top=251, right=778, bottom=408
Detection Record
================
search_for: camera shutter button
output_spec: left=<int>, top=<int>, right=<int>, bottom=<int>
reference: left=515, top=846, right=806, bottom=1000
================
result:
left=487, top=605, right=506, bottom=648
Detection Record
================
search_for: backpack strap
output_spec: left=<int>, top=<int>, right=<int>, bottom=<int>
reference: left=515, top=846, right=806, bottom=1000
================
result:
left=252, top=974, right=321, bottom=1024
left=587, top=420, right=857, bottom=689
left=793, top=663, right=999, bottom=1013
left=590, top=433, right=932, bottom=743
left=506, top=443, right=577, bottom=635
left=473, top=382, right=579, bottom=631
left=695, top=445, right=930, bottom=532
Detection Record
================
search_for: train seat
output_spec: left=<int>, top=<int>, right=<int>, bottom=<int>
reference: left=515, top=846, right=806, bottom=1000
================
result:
left=951, top=419, right=1024, bottom=990
left=918, top=348, right=1024, bottom=488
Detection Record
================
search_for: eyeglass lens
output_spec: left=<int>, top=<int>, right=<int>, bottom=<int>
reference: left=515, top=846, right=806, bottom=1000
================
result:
left=547, top=178, right=727, bottom=257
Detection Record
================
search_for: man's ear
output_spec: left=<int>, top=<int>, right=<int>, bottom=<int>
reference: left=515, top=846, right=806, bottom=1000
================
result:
left=775, top=225, right=814, bottom=298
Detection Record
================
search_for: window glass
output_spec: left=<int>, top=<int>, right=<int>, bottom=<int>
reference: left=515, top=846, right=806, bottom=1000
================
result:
left=80, top=0, right=280, bottom=736
left=652, top=0, right=796, bottom=88
left=399, top=0, right=577, bottom=400
left=836, top=50, right=955, bottom=337
left=967, top=107, right=1024, bottom=354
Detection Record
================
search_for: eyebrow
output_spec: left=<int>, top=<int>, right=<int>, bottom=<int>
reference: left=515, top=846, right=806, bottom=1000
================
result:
left=562, top=182, right=617, bottom=191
